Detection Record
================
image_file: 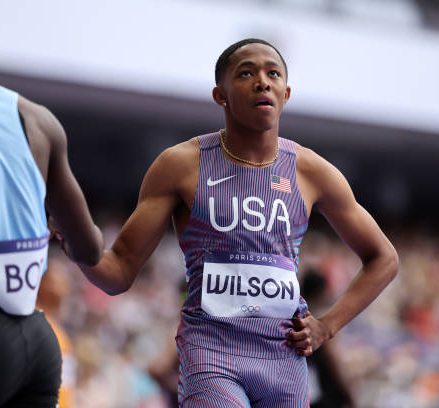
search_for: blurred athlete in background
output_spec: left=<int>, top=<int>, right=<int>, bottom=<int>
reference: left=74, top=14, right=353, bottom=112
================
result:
left=0, top=86, right=103, bottom=407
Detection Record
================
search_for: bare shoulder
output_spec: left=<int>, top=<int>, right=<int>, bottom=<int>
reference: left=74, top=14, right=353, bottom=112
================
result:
left=18, top=95, right=66, bottom=145
left=152, top=137, right=199, bottom=178
left=159, top=137, right=199, bottom=166
left=296, top=142, right=347, bottom=184
left=295, top=142, right=331, bottom=176
left=295, top=142, right=353, bottom=210
left=139, top=137, right=199, bottom=199
left=17, top=95, right=68, bottom=180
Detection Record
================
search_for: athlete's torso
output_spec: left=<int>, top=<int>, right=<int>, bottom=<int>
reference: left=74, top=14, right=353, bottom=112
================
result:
left=0, top=86, right=48, bottom=315
left=177, top=131, right=309, bottom=358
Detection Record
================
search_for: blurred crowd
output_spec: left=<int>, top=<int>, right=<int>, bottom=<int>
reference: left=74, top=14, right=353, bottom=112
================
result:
left=38, top=222, right=439, bottom=408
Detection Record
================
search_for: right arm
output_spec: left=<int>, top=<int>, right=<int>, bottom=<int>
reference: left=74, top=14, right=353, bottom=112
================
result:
left=19, top=97, right=104, bottom=266
left=76, top=142, right=194, bottom=295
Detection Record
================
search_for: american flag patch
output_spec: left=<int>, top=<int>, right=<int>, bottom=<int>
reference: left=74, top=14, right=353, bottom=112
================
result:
left=271, top=175, right=291, bottom=193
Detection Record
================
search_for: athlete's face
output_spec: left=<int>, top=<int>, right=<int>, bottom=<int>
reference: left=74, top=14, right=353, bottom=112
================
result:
left=214, top=43, right=291, bottom=132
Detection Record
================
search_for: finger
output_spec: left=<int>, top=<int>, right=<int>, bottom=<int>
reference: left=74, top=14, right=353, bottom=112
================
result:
left=288, top=330, right=308, bottom=342
left=48, top=219, right=62, bottom=241
left=48, top=221, right=55, bottom=240
left=292, top=317, right=306, bottom=330
left=50, top=230, right=62, bottom=242
left=296, top=346, right=313, bottom=357
left=48, top=216, right=56, bottom=231
left=291, top=338, right=312, bottom=350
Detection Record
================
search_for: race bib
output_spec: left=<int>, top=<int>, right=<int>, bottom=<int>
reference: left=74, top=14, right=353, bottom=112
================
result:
left=201, top=252, right=300, bottom=318
left=0, top=235, right=48, bottom=315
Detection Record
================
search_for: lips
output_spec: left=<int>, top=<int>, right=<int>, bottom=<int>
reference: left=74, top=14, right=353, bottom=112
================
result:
left=254, top=97, right=274, bottom=107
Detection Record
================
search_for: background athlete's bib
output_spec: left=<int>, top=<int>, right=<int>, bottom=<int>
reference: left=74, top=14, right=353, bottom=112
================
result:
left=201, top=252, right=300, bottom=318
left=0, top=236, right=48, bottom=315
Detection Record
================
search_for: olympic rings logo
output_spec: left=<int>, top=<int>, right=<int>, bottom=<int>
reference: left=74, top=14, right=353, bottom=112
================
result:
left=241, top=305, right=261, bottom=313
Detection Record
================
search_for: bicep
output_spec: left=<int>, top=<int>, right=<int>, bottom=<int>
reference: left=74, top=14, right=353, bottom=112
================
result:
left=109, top=151, right=181, bottom=277
left=315, top=166, right=391, bottom=262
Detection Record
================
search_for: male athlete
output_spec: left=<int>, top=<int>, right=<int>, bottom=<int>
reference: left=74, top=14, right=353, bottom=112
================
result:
left=67, top=39, right=398, bottom=407
left=0, top=86, right=103, bottom=406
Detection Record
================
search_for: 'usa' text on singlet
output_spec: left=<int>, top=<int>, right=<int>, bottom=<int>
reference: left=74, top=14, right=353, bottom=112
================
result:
left=209, top=196, right=290, bottom=235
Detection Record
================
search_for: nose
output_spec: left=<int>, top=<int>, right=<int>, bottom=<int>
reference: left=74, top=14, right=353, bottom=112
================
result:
left=254, top=73, right=271, bottom=92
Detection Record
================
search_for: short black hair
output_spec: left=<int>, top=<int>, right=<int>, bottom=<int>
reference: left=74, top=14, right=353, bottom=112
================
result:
left=215, top=38, right=288, bottom=85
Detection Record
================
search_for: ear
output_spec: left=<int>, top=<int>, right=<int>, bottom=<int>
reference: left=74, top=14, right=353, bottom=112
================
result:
left=212, top=86, right=227, bottom=107
left=284, top=86, right=291, bottom=103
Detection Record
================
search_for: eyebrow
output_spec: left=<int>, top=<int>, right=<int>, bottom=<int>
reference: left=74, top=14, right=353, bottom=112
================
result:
left=235, top=60, right=282, bottom=70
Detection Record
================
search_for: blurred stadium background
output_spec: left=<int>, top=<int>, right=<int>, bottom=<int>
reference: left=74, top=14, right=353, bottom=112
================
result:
left=1, top=0, right=439, bottom=407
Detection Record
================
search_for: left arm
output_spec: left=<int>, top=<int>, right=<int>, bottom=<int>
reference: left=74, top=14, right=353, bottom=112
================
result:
left=290, top=147, right=399, bottom=356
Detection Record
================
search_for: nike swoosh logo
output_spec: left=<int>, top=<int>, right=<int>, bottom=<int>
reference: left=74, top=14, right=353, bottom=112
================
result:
left=207, top=175, right=236, bottom=186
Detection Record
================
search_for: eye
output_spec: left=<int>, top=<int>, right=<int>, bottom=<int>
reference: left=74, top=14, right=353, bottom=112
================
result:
left=268, top=70, right=281, bottom=78
left=239, top=71, right=253, bottom=78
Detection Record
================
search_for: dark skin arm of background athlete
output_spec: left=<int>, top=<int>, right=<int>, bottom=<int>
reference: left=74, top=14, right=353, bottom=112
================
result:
left=18, top=95, right=103, bottom=266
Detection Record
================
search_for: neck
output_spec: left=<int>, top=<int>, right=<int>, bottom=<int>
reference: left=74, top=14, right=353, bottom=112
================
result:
left=221, top=122, right=279, bottom=163
left=225, top=121, right=279, bottom=141
left=219, top=128, right=279, bottom=167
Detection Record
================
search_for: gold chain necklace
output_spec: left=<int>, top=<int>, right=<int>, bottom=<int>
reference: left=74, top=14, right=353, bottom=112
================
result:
left=219, top=128, right=279, bottom=167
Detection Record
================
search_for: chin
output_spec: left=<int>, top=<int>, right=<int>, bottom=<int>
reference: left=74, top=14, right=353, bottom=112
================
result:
left=252, top=120, right=277, bottom=132
left=235, top=113, right=278, bottom=132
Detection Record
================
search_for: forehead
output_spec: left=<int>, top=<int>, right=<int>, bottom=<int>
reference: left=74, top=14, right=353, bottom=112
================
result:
left=228, top=43, right=285, bottom=71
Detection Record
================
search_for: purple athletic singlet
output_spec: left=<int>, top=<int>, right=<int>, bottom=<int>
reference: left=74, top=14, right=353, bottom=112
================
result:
left=176, top=131, right=310, bottom=407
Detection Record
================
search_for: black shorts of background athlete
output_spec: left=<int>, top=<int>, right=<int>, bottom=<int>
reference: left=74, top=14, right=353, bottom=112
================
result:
left=0, top=308, right=61, bottom=407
